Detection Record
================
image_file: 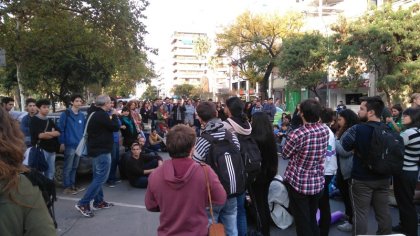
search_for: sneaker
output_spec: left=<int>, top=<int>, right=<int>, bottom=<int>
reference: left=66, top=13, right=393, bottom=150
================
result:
left=63, top=187, right=78, bottom=195
left=72, top=185, right=86, bottom=193
left=107, top=181, right=116, bottom=188
left=115, top=179, right=122, bottom=183
left=75, top=204, right=94, bottom=217
left=92, top=201, right=114, bottom=210
left=337, top=221, right=353, bottom=232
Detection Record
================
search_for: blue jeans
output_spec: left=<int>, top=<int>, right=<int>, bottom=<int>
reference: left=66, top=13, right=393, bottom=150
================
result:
left=237, top=193, right=247, bottom=236
left=79, top=153, right=111, bottom=206
left=209, top=197, right=238, bottom=236
left=63, top=147, right=80, bottom=188
left=43, top=150, right=56, bottom=180
left=107, top=142, right=120, bottom=182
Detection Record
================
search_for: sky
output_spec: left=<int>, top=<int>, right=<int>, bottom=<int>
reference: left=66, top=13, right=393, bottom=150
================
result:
left=142, top=0, right=295, bottom=74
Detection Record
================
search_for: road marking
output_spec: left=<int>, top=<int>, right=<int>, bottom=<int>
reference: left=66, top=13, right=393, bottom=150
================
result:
left=57, top=196, right=147, bottom=209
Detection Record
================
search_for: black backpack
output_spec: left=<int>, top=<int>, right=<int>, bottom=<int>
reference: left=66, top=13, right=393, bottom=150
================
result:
left=23, top=170, right=57, bottom=228
left=364, top=123, right=404, bottom=176
left=201, top=130, right=246, bottom=197
left=235, top=133, right=262, bottom=185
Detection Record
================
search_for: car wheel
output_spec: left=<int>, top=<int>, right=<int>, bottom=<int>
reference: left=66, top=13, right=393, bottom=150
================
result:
left=55, top=159, right=64, bottom=187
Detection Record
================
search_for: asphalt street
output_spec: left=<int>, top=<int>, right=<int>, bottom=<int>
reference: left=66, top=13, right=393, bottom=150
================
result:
left=54, top=152, right=414, bottom=236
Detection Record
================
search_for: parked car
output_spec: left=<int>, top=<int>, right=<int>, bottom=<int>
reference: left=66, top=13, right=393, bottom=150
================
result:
left=47, top=109, right=125, bottom=186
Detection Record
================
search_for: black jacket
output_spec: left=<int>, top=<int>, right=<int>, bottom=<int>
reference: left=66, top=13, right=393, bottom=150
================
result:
left=87, top=107, right=120, bottom=157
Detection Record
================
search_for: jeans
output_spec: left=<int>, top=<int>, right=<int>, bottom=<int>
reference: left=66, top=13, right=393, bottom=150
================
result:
left=394, top=171, right=418, bottom=236
left=43, top=150, right=56, bottom=180
left=319, top=175, right=333, bottom=236
left=63, top=147, right=80, bottom=188
left=349, top=178, right=391, bottom=235
left=287, top=183, right=321, bottom=236
left=209, top=197, right=238, bottom=236
left=107, top=142, right=120, bottom=183
left=79, top=153, right=111, bottom=206
left=237, top=193, right=247, bottom=236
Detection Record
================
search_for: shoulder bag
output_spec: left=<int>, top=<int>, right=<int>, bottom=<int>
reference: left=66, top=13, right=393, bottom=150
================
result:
left=75, top=112, right=95, bottom=157
left=201, top=163, right=226, bottom=236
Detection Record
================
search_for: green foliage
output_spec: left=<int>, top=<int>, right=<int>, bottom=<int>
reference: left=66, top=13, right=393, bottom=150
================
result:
left=277, top=32, right=328, bottom=98
left=141, top=85, right=158, bottom=100
left=330, top=4, right=420, bottom=105
left=216, top=11, right=303, bottom=98
left=194, top=36, right=211, bottom=58
left=172, top=84, right=196, bottom=98
left=0, top=0, right=155, bottom=104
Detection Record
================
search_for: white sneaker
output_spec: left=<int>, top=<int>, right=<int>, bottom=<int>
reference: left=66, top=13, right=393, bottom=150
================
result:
left=337, top=221, right=353, bottom=232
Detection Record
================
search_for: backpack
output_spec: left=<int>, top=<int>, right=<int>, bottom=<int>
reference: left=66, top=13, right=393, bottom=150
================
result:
left=235, top=133, right=262, bottom=185
left=201, top=130, right=246, bottom=197
left=364, top=123, right=404, bottom=175
left=22, top=170, right=57, bottom=228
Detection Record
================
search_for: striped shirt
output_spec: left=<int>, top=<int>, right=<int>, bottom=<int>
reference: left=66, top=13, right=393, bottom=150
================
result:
left=400, top=127, right=420, bottom=171
left=193, top=120, right=240, bottom=163
left=283, top=122, right=329, bottom=195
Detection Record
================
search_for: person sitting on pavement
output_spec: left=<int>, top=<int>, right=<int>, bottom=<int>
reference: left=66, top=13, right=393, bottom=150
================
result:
left=148, top=129, right=165, bottom=152
left=126, top=142, right=163, bottom=188
left=145, top=124, right=226, bottom=236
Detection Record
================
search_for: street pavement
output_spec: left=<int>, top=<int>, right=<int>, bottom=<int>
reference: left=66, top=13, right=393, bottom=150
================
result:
left=55, top=152, right=415, bottom=236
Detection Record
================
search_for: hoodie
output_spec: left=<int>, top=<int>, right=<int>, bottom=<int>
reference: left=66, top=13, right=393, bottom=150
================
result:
left=59, top=108, right=86, bottom=148
left=223, top=117, right=252, bottom=136
left=145, top=158, right=226, bottom=236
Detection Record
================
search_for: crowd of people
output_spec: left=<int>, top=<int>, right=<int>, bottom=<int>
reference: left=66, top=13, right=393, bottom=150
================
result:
left=0, top=92, right=419, bottom=236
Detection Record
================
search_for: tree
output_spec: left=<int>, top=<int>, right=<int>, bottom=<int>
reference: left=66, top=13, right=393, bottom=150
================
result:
left=277, top=32, right=328, bottom=101
left=0, top=0, right=155, bottom=109
left=216, top=11, right=303, bottom=99
left=141, top=85, right=158, bottom=100
left=194, top=35, right=211, bottom=59
left=172, top=84, right=196, bottom=98
left=330, top=5, right=420, bottom=105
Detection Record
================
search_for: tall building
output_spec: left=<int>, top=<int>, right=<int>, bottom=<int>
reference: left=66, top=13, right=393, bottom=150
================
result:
left=170, top=32, right=208, bottom=87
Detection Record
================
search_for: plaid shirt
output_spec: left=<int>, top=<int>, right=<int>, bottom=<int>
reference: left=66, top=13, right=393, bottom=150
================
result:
left=283, top=122, right=329, bottom=195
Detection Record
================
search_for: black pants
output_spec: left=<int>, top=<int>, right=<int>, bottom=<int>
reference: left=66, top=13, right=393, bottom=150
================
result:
left=319, top=175, right=333, bottom=236
left=250, top=178, right=271, bottom=236
left=130, top=159, right=159, bottom=188
left=394, top=171, right=418, bottom=236
left=287, top=183, right=322, bottom=236
left=336, top=171, right=353, bottom=223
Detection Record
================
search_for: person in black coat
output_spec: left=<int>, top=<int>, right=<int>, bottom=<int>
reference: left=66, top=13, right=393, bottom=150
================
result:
left=250, top=112, right=279, bottom=236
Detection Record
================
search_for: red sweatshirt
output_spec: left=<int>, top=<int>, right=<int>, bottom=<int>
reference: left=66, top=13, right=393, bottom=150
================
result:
left=145, top=158, right=226, bottom=236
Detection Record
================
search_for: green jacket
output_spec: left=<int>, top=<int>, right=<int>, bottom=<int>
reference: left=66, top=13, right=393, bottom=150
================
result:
left=0, top=175, right=56, bottom=236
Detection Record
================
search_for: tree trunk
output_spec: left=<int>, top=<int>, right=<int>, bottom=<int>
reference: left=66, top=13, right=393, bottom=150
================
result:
left=384, top=90, right=392, bottom=108
left=16, top=62, right=26, bottom=111
left=261, top=62, right=274, bottom=100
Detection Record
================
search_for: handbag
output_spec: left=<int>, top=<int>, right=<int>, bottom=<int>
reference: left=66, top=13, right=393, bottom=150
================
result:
left=75, top=112, right=95, bottom=157
left=28, top=119, right=50, bottom=172
left=202, top=164, right=226, bottom=236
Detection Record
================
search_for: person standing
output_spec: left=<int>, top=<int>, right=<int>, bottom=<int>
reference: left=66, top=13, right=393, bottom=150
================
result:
left=0, top=107, right=56, bottom=236
left=335, top=109, right=360, bottom=232
left=282, top=99, right=329, bottom=236
left=336, top=101, right=347, bottom=113
left=107, top=97, right=122, bottom=187
left=145, top=125, right=226, bottom=236
left=1, top=97, right=14, bottom=112
left=193, top=101, right=242, bottom=236
left=172, top=100, right=186, bottom=126
left=20, top=98, right=38, bottom=148
left=392, top=107, right=420, bottom=236
left=341, top=96, right=392, bottom=235
left=30, top=99, right=60, bottom=180
left=411, top=93, right=420, bottom=108
left=184, top=99, right=195, bottom=126
left=263, top=98, right=276, bottom=122
left=250, top=112, right=279, bottom=236
left=75, top=95, right=120, bottom=218
left=59, top=94, right=86, bottom=195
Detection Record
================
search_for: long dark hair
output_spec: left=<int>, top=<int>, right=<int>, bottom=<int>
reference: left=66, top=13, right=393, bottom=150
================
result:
left=402, top=107, right=420, bottom=129
left=336, top=109, right=359, bottom=139
left=0, top=107, right=27, bottom=198
left=251, top=112, right=278, bottom=179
